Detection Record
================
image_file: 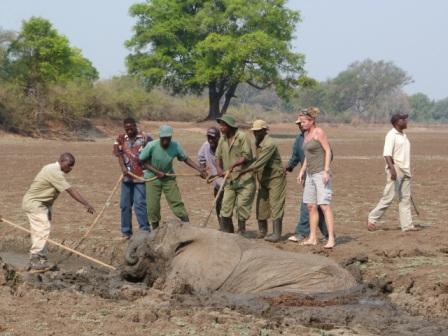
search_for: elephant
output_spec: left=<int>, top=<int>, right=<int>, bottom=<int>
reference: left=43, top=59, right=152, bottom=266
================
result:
left=121, top=221, right=357, bottom=295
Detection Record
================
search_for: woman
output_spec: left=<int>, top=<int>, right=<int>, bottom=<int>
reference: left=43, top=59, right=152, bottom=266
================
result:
left=298, top=107, right=336, bottom=248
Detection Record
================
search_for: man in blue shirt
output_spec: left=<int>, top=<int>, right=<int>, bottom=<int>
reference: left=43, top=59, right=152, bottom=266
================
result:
left=285, top=116, right=328, bottom=242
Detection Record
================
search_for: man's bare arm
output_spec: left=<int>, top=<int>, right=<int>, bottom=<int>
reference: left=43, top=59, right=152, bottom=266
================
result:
left=66, top=188, right=95, bottom=214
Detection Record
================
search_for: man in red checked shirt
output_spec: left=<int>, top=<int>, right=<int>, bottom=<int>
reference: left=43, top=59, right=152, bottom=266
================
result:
left=113, top=117, right=152, bottom=239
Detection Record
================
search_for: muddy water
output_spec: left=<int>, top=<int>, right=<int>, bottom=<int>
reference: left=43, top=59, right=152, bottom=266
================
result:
left=1, top=249, right=447, bottom=336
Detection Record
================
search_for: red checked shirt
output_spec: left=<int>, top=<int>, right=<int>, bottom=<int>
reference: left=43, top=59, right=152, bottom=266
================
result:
left=113, top=132, right=152, bottom=183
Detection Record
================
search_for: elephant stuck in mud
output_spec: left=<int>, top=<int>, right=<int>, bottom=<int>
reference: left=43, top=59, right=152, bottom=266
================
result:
left=121, top=222, right=357, bottom=295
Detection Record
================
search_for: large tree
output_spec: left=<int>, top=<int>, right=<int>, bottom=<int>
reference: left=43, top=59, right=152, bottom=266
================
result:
left=326, top=59, right=412, bottom=120
left=126, top=0, right=306, bottom=119
left=3, top=17, right=98, bottom=94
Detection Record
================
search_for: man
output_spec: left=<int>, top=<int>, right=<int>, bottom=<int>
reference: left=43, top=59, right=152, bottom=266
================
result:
left=367, top=113, right=418, bottom=232
left=238, top=120, right=286, bottom=242
left=197, top=127, right=224, bottom=230
left=21, top=153, right=95, bottom=270
left=285, top=114, right=328, bottom=242
left=215, top=115, right=255, bottom=235
left=113, top=117, right=152, bottom=239
left=139, top=125, right=206, bottom=228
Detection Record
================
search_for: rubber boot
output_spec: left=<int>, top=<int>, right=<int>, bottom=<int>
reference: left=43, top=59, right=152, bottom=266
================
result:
left=256, top=220, right=268, bottom=239
left=221, top=217, right=234, bottom=233
left=265, top=218, right=282, bottom=243
left=237, top=220, right=250, bottom=238
left=151, top=222, right=159, bottom=230
left=218, top=217, right=225, bottom=232
left=179, top=216, right=190, bottom=225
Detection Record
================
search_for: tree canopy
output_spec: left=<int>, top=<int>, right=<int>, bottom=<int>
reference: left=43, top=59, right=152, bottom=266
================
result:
left=126, top=0, right=307, bottom=119
left=2, top=17, right=98, bottom=93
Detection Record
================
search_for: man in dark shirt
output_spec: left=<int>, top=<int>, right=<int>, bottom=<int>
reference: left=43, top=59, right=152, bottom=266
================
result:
left=285, top=115, right=328, bottom=242
left=113, top=117, right=151, bottom=239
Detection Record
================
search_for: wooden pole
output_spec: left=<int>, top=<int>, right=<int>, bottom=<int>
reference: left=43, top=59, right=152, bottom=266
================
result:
left=201, top=170, right=231, bottom=228
left=55, top=174, right=123, bottom=266
left=0, top=217, right=116, bottom=271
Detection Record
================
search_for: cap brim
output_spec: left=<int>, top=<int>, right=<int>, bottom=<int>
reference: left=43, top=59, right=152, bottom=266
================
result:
left=295, top=119, right=302, bottom=124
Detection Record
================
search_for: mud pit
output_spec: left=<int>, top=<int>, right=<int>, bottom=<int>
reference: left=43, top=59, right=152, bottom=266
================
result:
left=2, top=122, right=448, bottom=335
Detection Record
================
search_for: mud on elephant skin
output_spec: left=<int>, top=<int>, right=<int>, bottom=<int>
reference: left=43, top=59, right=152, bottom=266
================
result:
left=121, top=221, right=357, bottom=295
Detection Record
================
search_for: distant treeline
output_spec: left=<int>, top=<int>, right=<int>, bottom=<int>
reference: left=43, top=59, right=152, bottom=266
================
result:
left=0, top=17, right=447, bottom=136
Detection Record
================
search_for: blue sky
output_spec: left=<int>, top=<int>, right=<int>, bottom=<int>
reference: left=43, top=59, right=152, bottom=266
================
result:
left=1, top=0, right=447, bottom=99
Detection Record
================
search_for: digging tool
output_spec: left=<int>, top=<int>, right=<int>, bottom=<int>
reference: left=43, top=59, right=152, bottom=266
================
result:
left=55, top=174, right=123, bottom=266
left=0, top=217, right=116, bottom=271
left=201, top=170, right=231, bottom=228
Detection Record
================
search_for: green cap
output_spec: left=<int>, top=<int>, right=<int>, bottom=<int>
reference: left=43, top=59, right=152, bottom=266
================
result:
left=159, top=124, right=173, bottom=138
left=216, top=115, right=237, bottom=128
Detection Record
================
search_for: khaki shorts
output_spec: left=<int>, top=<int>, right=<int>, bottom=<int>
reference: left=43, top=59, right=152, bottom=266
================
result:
left=303, top=172, right=332, bottom=205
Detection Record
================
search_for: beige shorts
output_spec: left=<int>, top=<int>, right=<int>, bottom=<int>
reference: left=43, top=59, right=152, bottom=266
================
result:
left=303, top=172, right=332, bottom=205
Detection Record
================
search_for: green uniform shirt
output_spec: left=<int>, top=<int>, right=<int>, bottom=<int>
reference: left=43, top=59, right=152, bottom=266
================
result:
left=22, top=162, right=71, bottom=213
left=139, top=139, right=188, bottom=179
left=215, top=130, right=254, bottom=182
left=246, top=135, right=284, bottom=184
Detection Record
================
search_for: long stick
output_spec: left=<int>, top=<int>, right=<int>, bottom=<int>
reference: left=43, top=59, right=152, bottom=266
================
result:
left=0, top=217, right=116, bottom=271
left=201, top=170, right=231, bottom=228
left=128, top=172, right=200, bottom=182
left=55, top=175, right=123, bottom=266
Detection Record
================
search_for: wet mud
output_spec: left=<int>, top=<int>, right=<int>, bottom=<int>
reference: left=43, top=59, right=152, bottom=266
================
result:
left=1, top=245, right=447, bottom=336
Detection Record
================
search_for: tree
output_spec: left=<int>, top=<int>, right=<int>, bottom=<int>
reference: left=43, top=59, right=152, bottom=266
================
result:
left=126, top=0, right=307, bottom=120
left=409, top=93, right=434, bottom=122
left=3, top=17, right=98, bottom=94
left=326, top=59, right=412, bottom=121
left=430, top=97, right=448, bottom=122
left=0, top=28, right=16, bottom=79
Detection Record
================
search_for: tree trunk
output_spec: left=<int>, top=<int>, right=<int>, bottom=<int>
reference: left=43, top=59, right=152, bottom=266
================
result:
left=220, top=84, right=238, bottom=116
left=206, top=82, right=238, bottom=120
left=206, top=83, right=223, bottom=120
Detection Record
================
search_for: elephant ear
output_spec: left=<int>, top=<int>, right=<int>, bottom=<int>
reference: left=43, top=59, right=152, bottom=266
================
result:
left=163, top=225, right=243, bottom=293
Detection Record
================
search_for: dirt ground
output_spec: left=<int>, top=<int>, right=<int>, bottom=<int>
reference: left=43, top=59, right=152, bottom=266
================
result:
left=1, top=121, right=448, bottom=335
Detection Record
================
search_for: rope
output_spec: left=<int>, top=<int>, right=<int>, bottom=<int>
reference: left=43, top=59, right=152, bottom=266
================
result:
left=55, top=174, right=123, bottom=266
left=0, top=217, right=116, bottom=271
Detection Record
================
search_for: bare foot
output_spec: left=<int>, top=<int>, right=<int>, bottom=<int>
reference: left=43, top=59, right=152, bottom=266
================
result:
left=324, top=239, right=336, bottom=249
left=367, top=221, right=377, bottom=231
left=299, top=239, right=317, bottom=246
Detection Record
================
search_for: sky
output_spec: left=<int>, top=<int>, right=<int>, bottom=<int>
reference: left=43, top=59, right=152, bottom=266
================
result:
left=1, top=0, right=447, bottom=99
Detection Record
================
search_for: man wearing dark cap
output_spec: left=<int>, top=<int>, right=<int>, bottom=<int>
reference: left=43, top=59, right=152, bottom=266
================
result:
left=215, top=115, right=255, bottom=235
left=197, top=127, right=224, bottom=229
left=367, top=113, right=418, bottom=232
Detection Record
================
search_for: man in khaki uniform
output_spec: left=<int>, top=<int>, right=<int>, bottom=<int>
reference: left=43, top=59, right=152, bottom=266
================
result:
left=21, top=153, right=95, bottom=270
left=238, top=120, right=286, bottom=242
left=367, top=113, right=418, bottom=232
left=216, top=115, right=255, bottom=235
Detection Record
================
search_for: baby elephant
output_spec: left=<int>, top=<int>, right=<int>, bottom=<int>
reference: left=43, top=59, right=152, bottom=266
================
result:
left=121, top=221, right=356, bottom=295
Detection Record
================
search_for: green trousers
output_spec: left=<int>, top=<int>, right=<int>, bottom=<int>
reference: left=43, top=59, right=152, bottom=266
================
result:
left=146, top=178, right=188, bottom=224
left=220, top=178, right=256, bottom=221
left=256, top=175, right=286, bottom=221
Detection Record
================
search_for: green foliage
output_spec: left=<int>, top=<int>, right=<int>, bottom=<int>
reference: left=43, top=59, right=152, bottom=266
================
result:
left=126, top=0, right=305, bottom=118
left=409, top=92, right=435, bottom=122
left=2, top=17, right=98, bottom=91
left=293, top=59, right=414, bottom=122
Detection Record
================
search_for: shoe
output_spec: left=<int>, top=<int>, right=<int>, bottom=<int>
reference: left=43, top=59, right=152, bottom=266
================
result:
left=402, top=226, right=421, bottom=232
left=256, top=220, right=267, bottom=239
left=265, top=219, right=282, bottom=243
left=288, top=234, right=306, bottom=242
left=28, top=255, right=52, bottom=271
left=121, top=234, right=132, bottom=241
left=179, top=216, right=190, bottom=225
left=151, top=222, right=159, bottom=230
left=221, top=217, right=234, bottom=233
